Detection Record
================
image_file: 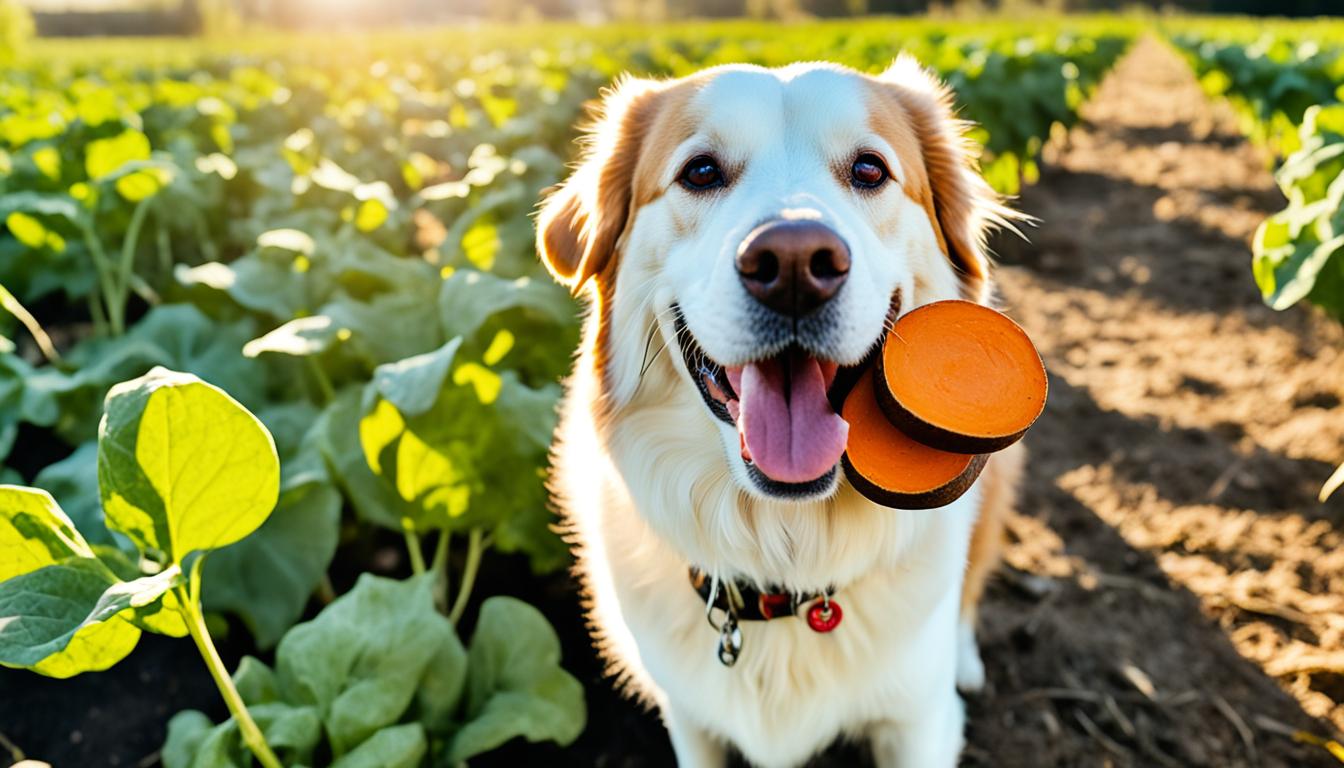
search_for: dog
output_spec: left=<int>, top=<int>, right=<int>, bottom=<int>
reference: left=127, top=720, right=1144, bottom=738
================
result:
left=535, top=56, right=1026, bottom=768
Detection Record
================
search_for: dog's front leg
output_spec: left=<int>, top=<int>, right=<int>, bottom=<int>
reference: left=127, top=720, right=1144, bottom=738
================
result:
left=663, top=703, right=728, bottom=768
left=867, top=689, right=965, bottom=768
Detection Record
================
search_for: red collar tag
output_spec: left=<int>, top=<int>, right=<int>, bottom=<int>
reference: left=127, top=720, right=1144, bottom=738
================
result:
left=806, top=599, right=843, bottom=633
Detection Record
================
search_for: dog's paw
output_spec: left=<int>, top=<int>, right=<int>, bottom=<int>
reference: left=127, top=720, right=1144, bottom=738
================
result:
left=955, top=620, right=985, bottom=693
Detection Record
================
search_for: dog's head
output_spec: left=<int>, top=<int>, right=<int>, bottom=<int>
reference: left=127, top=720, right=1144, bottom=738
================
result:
left=538, top=58, right=1014, bottom=503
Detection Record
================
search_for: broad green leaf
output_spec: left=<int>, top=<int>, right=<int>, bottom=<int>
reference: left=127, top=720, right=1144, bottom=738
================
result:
left=234, top=655, right=280, bottom=705
left=461, top=218, right=499, bottom=270
left=418, top=180, right=470, bottom=201
left=353, top=198, right=388, bottom=232
left=413, top=628, right=469, bottom=735
left=359, top=399, right=471, bottom=527
left=32, top=146, right=60, bottom=180
left=276, top=574, right=461, bottom=755
left=76, top=540, right=185, bottom=639
left=321, top=292, right=443, bottom=366
left=26, top=614, right=141, bottom=678
left=219, top=255, right=309, bottom=320
left=257, top=401, right=328, bottom=491
left=126, top=583, right=190, bottom=638
left=0, top=559, right=176, bottom=671
left=257, top=228, right=316, bottom=256
left=5, top=211, right=47, bottom=249
left=315, top=386, right=410, bottom=531
left=98, top=367, right=280, bottom=561
left=453, top=362, right=502, bottom=405
left=162, top=710, right=216, bottom=768
left=242, top=315, right=343, bottom=359
left=483, top=377, right=568, bottom=572
left=310, top=158, right=360, bottom=193
left=115, top=169, right=164, bottom=202
left=1263, top=234, right=1344, bottom=310
left=0, top=487, right=144, bottom=676
left=202, top=483, right=340, bottom=649
left=449, top=596, right=585, bottom=762
left=0, top=191, right=84, bottom=223
left=85, top=130, right=152, bottom=181
left=33, top=443, right=130, bottom=551
left=0, top=485, right=94, bottom=581
left=162, top=702, right=322, bottom=768
left=438, top=269, right=574, bottom=342
left=174, top=262, right=236, bottom=292
left=368, top=337, right=461, bottom=418
left=46, top=305, right=264, bottom=444
left=329, top=723, right=426, bottom=768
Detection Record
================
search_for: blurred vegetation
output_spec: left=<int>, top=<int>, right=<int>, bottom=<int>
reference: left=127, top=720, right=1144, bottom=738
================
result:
left=0, top=0, right=34, bottom=63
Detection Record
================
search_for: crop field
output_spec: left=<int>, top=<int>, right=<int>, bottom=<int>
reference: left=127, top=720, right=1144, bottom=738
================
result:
left=0, top=14, right=1342, bottom=768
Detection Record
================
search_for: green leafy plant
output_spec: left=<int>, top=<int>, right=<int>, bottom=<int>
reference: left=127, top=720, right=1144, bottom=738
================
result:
left=0, top=366, right=285, bottom=766
left=1252, top=104, right=1344, bottom=321
left=1172, top=32, right=1344, bottom=156
left=0, top=367, right=585, bottom=767
left=162, top=576, right=585, bottom=768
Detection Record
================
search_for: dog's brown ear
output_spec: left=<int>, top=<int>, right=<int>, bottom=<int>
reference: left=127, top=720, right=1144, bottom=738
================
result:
left=536, top=76, right=662, bottom=293
left=878, top=56, right=1020, bottom=303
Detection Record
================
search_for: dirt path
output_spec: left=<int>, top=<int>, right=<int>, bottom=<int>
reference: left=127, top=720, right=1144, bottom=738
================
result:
left=970, top=36, right=1344, bottom=768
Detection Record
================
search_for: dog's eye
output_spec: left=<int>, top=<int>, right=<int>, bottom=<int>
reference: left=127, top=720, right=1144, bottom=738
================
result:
left=851, top=153, right=889, bottom=189
left=679, top=156, right=725, bottom=191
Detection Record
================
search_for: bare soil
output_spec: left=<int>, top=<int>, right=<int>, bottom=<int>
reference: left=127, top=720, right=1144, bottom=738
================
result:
left=2, top=36, right=1342, bottom=768
left=971, top=36, right=1344, bottom=768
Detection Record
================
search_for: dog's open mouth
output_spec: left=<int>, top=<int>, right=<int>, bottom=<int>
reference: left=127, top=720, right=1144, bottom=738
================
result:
left=674, top=308, right=850, bottom=494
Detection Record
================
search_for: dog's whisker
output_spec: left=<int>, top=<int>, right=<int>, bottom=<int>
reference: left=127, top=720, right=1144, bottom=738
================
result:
left=638, top=321, right=663, bottom=380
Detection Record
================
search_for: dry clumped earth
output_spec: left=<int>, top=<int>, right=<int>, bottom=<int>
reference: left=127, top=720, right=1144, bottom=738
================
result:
left=970, top=36, right=1344, bottom=768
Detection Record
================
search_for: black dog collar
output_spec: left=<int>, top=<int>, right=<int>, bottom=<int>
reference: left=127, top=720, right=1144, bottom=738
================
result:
left=689, top=566, right=843, bottom=647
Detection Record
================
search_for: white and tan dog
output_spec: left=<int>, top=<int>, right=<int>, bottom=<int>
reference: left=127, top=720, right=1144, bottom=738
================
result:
left=536, top=56, right=1025, bottom=768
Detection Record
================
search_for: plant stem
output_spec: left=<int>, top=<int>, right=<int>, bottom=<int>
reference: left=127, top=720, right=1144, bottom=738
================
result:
left=176, top=563, right=282, bottom=768
left=87, top=290, right=108, bottom=336
left=112, top=197, right=154, bottom=332
left=315, top=574, right=336, bottom=604
left=127, top=272, right=161, bottom=305
left=306, top=357, right=335, bottom=405
left=0, top=729, right=24, bottom=762
left=0, top=283, right=61, bottom=364
left=156, top=213, right=172, bottom=279
left=430, top=529, right=450, bottom=575
left=404, top=527, right=426, bottom=575
left=191, top=208, right=218, bottom=263
left=448, top=527, right=485, bottom=625
left=80, top=223, right=122, bottom=335
left=430, top=530, right=450, bottom=611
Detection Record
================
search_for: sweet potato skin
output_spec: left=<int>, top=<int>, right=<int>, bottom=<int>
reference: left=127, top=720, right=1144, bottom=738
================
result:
left=841, top=450, right=988, bottom=510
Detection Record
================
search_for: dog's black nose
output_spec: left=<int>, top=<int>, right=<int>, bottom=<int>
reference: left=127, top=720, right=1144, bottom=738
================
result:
left=736, top=220, right=850, bottom=317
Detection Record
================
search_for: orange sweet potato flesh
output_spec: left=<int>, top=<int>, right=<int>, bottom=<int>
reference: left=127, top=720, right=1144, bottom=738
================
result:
left=841, top=371, right=987, bottom=509
left=878, top=300, right=1046, bottom=454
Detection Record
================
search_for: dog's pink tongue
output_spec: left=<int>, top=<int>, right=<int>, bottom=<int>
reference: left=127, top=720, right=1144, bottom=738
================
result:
left=737, top=353, right=849, bottom=483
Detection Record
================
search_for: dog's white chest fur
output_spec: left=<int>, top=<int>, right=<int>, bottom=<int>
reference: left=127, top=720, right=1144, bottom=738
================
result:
left=554, top=341, right=978, bottom=768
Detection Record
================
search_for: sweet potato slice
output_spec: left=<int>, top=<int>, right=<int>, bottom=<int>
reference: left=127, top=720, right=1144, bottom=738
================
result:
left=877, top=300, right=1046, bottom=454
left=841, top=371, right=987, bottom=509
